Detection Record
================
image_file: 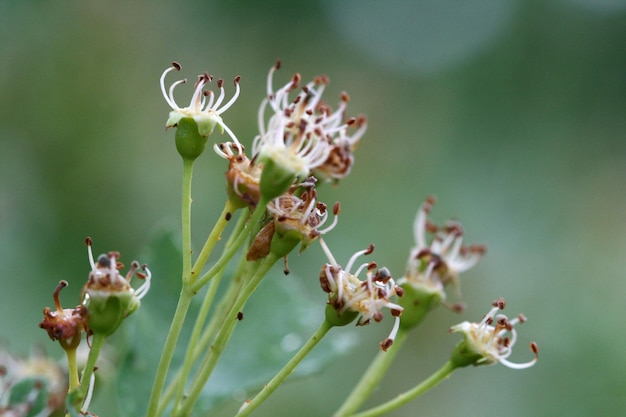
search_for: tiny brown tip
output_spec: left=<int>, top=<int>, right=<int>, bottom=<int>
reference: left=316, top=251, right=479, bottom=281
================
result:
left=172, top=61, right=182, bottom=71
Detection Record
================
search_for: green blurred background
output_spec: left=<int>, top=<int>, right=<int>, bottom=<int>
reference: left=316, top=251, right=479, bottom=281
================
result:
left=1, top=0, right=625, bottom=416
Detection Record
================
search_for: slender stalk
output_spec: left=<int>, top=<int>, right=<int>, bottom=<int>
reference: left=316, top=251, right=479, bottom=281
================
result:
left=181, top=159, right=194, bottom=285
left=77, top=333, right=106, bottom=401
left=65, top=348, right=80, bottom=392
left=174, top=253, right=279, bottom=417
left=333, top=327, right=409, bottom=417
left=351, top=361, right=458, bottom=417
left=158, top=212, right=250, bottom=415
left=235, top=320, right=333, bottom=417
left=189, top=200, right=238, bottom=286
left=190, top=199, right=268, bottom=293
left=145, top=158, right=196, bottom=417
left=145, top=288, right=194, bottom=417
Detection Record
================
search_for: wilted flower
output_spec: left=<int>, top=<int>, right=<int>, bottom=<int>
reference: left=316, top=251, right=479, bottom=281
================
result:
left=247, top=178, right=339, bottom=260
left=39, top=280, right=87, bottom=351
left=81, top=237, right=151, bottom=337
left=449, top=298, right=539, bottom=369
left=398, top=197, right=486, bottom=325
left=160, top=62, right=241, bottom=140
left=214, top=141, right=263, bottom=208
left=319, top=241, right=403, bottom=351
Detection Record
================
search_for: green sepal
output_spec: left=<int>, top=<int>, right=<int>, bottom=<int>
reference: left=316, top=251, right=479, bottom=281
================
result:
left=175, top=118, right=209, bottom=161
left=449, top=338, right=486, bottom=368
left=83, top=291, right=139, bottom=337
left=324, top=303, right=359, bottom=327
left=258, top=157, right=297, bottom=201
left=398, top=283, right=444, bottom=330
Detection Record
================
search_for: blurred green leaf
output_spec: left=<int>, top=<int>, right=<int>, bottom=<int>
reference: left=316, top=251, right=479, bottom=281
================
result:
left=115, top=224, right=355, bottom=416
left=8, top=377, right=48, bottom=417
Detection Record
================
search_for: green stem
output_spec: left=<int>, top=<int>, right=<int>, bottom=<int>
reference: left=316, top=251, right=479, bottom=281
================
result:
left=181, top=159, right=194, bottom=285
left=235, top=320, right=333, bottom=417
left=174, top=253, right=279, bottom=417
left=351, top=361, right=458, bottom=417
left=146, top=158, right=196, bottom=417
left=333, top=327, right=409, bottom=417
left=145, top=288, right=194, bottom=417
left=189, top=200, right=238, bottom=286
left=158, top=212, right=251, bottom=415
left=77, top=333, right=106, bottom=401
left=190, top=199, right=268, bottom=293
left=65, top=348, right=80, bottom=392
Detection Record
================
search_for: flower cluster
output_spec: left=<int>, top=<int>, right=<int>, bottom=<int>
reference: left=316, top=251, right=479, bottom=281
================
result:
left=450, top=298, right=539, bottom=369
left=319, top=241, right=404, bottom=351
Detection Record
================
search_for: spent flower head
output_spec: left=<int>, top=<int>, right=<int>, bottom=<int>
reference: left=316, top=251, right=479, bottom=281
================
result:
left=398, top=197, right=486, bottom=327
left=39, top=281, right=87, bottom=351
left=449, top=298, right=539, bottom=369
left=160, top=62, right=241, bottom=140
left=319, top=240, right=404, bottom=351
left=214, top=141, right=263, bottom=209
left=247, top=178, right=340, bottom=261
left=81, top=237, right=151, bottom=337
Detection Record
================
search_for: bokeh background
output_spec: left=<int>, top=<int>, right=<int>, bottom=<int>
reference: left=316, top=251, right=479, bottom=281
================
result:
left=1, top=0, right=625, bottom=416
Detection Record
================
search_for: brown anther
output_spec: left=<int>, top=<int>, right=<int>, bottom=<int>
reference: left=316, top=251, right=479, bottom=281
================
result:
left=470, top=244, right=487, bottom=254
left=485, top=317, right=494, bottom=325
left=373, top=312, right=383, bottom=322
left=172, top=61, right=182, bottom=71
left=380, top=338, right=393, bottom=351
left=237, top=311, right=244, bottom=321
left=85, top=236, right=93, bottom=246
left=340, top=91, right=350, bottom=102
left=332, top=202, right=341, bottom=216
left=518, top=313, right=527, bottom=323
left=395, top=286, right=405, bottom=297
left=367, top=261, right=378, bottom=271
left=136, top=271, right=147, bottom=280
left=425, top=221, right=438, bottom=233
left=275, top=59, right=281, bottom=70
left=391, top=308, right=402, bottom=317
left=203, top=90, right=213, bottom=97
left=291, top=73, right=301, bottom=88
left=283, top=256, right=290, bottom=275
left=530, top=342, right=539, bottom=354
left=425, top=195, right=437, bottom=206
left=225, top=212, right=232, bottom=221
left=450, top=302, right=465, bottom=313
left=364, top=243, right=375, bottom=256
left=492, top=298, right=506, bottom=309
left=234, top=75, right=241, bottom=84
left=217, top=78, right=224, bottom=88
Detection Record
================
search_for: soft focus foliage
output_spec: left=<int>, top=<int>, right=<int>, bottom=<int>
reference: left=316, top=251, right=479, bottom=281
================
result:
left=1, top=1, right=625, bottom=416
